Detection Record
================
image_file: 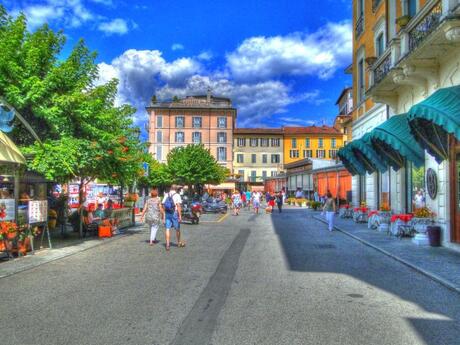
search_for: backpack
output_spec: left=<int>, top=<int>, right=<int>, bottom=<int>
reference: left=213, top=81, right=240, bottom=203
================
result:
left=163, top=193, right=176, bottom=214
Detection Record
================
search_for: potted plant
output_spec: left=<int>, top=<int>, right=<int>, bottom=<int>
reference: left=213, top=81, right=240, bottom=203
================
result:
left=124, top=193, right=138, bottom=208
left=378, top=204, right=392, bottom=232
left=396, top=15, right=411, bottom=28
left=413, top=207, right=436, bottom=232
left=17, top=226, right=32, bottom=255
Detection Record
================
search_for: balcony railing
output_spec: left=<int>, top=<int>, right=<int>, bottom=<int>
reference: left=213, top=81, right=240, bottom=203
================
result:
left=355, top=15, right=364, bottom=38
left=408, top=1, right=442, bottom=51
left=373, top=50, right=392, bottom=85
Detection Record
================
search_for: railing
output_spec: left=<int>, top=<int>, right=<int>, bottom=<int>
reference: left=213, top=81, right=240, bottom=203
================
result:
left=355, top=15, right=364, bottom=38
left=373, top=50, right=392, bottom=85
left=408, top=1, right=442, bottom=51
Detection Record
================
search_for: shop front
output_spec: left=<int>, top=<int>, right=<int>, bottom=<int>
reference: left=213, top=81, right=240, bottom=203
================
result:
left=312, top=165, right=352, bottom=203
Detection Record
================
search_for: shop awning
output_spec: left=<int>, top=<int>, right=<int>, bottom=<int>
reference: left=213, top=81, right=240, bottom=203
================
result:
left=407, top=85, right=460, bottom=163
left=337, top=145, right=366, bottom=176
left=367, top=114, right=425, bottom=170
left=0, top=131, right=26, bottom=165
left=348, top=135, right=387, bottom=174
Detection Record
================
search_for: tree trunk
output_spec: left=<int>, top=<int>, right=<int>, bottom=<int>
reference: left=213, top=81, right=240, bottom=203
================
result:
left=78, top=177, right=84, bottom=238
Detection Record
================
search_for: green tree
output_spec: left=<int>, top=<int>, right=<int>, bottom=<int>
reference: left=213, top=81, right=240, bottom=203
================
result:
left=166, top=144, right=228, bottom=190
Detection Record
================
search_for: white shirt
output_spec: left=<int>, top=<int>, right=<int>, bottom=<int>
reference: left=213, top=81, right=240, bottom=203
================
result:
left=252, top=192, right=261, bottom=202
left=162, top=191, right=182, bottom=206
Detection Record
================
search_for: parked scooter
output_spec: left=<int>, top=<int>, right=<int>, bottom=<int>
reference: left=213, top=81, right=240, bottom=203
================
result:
left=202, top=197, right=228, bottom=214
left=180, top=196, right=202, bottom=224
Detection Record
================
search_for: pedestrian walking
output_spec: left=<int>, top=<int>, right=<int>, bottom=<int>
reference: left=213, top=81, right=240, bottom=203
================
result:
left=245, top=190, right=251, bottom=209
left=322, top=191, right=336, bottom=232
left=161, top=185, right=183, bottom=251
left=266, top=196, right=275, bottom=213
left=141, top=189, right=162, bottom=245
left=232, top=190, right=242, bottom=216
left=252, top=191, right=261, bottom=214
left=276, top=191, right=283, bottom=213
left=241, top=192, right=247, bottom=208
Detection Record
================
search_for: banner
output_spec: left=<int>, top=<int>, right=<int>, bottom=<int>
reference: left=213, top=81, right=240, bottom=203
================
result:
left=0, top=199, right=15, bottom=221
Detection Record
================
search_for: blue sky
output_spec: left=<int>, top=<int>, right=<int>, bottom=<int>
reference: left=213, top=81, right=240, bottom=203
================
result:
left=5, top=0, right=353, bottom=131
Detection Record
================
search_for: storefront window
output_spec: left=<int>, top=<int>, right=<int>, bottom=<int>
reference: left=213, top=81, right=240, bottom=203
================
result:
left=379, top=170, right=390, bottom=209
left=359, top=175, right=366, bottom=204
left=406, top=163, right=425, bottom=212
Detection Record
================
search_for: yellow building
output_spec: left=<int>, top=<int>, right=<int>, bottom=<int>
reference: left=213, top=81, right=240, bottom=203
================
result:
left=283, top=126, right=344, bottom=165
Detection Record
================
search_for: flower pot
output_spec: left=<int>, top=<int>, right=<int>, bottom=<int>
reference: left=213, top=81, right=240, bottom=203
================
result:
left=427, top=226, right=441, bottom=247
left=6, top=232, right=17, bottom=240
left=18, top=237, right=31, bottom=255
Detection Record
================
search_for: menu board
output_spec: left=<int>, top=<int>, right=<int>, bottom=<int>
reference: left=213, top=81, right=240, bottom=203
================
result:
left=28, top=200, right=48, bottom=224
left=0, top=199, right=15, bottom=221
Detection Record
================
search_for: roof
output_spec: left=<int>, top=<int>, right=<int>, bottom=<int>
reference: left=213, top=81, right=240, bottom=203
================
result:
left=234, top=128, right=283, bottom=135
left=335, top=87, right=352, bottom=105
left=146, top=94, right=235, bottom=110
left=0, top=131, right=26, bottom=165
left=284, top=158, right=312, bottom=170
left=282, top=126, right=340, bottom=135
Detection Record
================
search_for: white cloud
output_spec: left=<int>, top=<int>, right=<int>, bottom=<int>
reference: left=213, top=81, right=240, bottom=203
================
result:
left=98, top=18, right=129, bottom=35
left=227, top=21, right=352, bottom=82
left=171, top=43, right=184, bottom=51
left=197, top=51, right=213, bottom=61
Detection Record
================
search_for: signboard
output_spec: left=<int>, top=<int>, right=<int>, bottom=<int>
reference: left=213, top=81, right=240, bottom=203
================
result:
left=28, top=200, right=48, bottom=224
left=0, top=199, right=15, bottom=221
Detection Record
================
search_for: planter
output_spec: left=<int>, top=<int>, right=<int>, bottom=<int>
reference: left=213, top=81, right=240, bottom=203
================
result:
left=378, top=223, right=389, bottom=232
left=0, top=240, right=13, bottom=252
left=427, top=226, right=441, bottom=247
left=17, top=237, right=31, bottom=255
left=396, top=15, right=411, bottom=28
left=412, top=217, right=434, bottom=246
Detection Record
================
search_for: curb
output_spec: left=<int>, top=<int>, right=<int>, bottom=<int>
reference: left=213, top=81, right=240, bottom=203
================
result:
left=313, top=215, right=460, bottom=295
left=0, top=224, right=146, bottom=279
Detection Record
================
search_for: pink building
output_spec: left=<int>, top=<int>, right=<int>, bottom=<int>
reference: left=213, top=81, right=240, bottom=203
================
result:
left=146, top=92, right=236, bottom=172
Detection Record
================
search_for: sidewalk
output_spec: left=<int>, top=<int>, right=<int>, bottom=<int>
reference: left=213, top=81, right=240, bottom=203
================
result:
left=313, top=212, right=460, bottom=294
left=0, top=223, right=145, bottom=279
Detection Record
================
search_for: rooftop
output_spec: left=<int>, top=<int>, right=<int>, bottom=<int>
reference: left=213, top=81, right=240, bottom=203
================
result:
left=282, top=125, right=340, bottom=135
left=146, top=94, right=235, bottom=110
left=234, top=128, right=283, bottom=135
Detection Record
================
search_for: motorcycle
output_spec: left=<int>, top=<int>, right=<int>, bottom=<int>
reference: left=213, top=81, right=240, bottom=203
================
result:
left=180, top=197, right=202, bottom=224
left=202, top=197, right=228, bottom=214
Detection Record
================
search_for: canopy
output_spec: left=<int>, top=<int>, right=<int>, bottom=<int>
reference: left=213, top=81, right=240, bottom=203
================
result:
left=0, top=131, right=26, bottom=165
left=337, top=145, right=366, bottom=176
left=407, top=85, right=460, bottom=163
left=348, top=134, right=387, bottom=174
left=367, top=114, right=425, bottom=170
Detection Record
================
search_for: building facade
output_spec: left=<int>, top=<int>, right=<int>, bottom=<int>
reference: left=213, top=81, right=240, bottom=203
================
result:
left=283, top=126, right=344, bottom=165
left=233, top=128, right=284, bottom=184
left=333, top=87, right=354, bottom=145
left=345, top=0, right=460, bottom=249
left=146, top=93, right=236, bottom=172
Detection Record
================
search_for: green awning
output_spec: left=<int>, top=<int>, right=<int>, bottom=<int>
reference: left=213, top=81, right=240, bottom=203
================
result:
left=367, top=114, right=425, bottom=170
left=407, top=85, right=460, bottom=163
left=348, top=134, right=387, bottom=174
left=337, top=145, right=366, bottom=176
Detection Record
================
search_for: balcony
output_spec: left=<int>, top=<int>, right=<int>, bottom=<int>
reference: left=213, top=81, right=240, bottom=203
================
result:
left=367, top=0, right=460, bottom=107
left=355, top=15, right=364, bottom=38
left=372, top=0, right=383, bottom=12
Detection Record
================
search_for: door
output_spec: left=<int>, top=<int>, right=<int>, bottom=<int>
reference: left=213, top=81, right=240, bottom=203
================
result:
left=450, top=137, right=460, bottom=243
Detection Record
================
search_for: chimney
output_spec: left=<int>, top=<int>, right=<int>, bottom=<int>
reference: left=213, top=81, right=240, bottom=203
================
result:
left=207, top=87, right=212, bottom=103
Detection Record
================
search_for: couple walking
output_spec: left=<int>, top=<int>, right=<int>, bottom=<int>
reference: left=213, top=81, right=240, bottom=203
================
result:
left=141, top=186, right=185, bottom=251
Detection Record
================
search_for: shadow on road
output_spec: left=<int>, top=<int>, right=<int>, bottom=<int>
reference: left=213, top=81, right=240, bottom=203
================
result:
left=269, top=208, right=460, bottom=345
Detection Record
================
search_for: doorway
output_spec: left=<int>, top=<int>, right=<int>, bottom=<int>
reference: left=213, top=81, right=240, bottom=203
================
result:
left=450, top=137, right=460, bottom=243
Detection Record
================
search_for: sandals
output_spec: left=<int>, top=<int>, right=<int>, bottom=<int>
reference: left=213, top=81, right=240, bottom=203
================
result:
left=178, top=241, right=186, bottom=248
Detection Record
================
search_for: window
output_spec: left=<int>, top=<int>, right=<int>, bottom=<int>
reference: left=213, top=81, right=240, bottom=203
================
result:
left=217, top=132, right=227, bottom=143
left=262, top=171, right=267, bottom=179
left=192, top=132, right=202, bottom=144
left=316, top=150, right=326, bottom=158
left=175, top=116, right=185, bottom=128
left=237, top=154, right=244, bottom=163
left=358, top=0, right=364, bottom=16
left=262, top=154, right=268, bottom=164
left=271, top=138, right=280, bottom=147
left=217, top=147, right=227, bottom=161
left=218, top=117, right=227, bottom=128
left=192, top=116, right=202, bottom=128
left=156, top=131, right=162, bottom=143
left=238, top=170, right=244, bottom=181
left=271, top=171, right=277, bottom=177
left=271, top=154, right=280, bottom=164
left=291, top=138, right=297, bottom=148
left=331, top=138, right=337, bottom=148
left=250, top=138, right=258, bottom=147
left=261, top=138, right=269, bottom=147
left=156, top=146, right=162, bottom=161
left=251, top=170, right=257, bottom=182
left=318, top=138, right=324, bottom=148
left=408, top=0, right=416, bottom=17
left=329, top=150, right=338, bottom=159
left=251, top=154, right=257, bottom=163
left=156, top=116, right=163, bottom=128
left=237, top=138, right=246, bottom=147
left=358, top=58, right=365, bottom=103
left=376, top=33, right=384, bottom=57
left=289, top=150, right=299, bottom=158
left=303, top=150, right=313, bottom=158
left=175, top=132, right=184, bottom=143
left=305, top=138, right=310, bottom=148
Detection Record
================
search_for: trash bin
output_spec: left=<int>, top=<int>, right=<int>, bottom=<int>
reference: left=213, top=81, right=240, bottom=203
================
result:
left=427, top=226, right=441, bottom=247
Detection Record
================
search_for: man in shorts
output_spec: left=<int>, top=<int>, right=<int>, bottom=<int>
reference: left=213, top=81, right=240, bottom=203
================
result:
left=161, top=185, right=183, bottom=251
left=252, top=191, right=261, bottom=214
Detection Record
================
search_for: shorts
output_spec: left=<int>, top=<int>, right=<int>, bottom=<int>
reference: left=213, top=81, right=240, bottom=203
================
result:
left=233, top=202, right=241, bottom=209
left=165, top=213, right=180, bottom=230
left=253, top=200, right=260, bottom=208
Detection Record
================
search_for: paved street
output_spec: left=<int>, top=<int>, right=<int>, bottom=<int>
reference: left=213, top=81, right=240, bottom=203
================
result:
left=2, top=208, right=460, bottom=345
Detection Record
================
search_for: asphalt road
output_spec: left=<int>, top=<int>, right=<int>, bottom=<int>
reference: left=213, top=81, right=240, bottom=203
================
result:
left=1, top=207, right=460, bottom=345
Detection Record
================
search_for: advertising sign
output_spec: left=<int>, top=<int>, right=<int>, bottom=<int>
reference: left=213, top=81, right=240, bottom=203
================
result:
left=0, top=199, right=15, bottom=221
left=28, top=200, right=48, bottom=224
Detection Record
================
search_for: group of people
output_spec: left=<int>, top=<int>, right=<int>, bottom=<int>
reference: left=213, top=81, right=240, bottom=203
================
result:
left=140, top=185, right=184, bottom=251
left=230, top=189, right=286, bottom=216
